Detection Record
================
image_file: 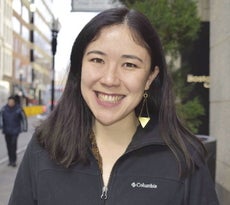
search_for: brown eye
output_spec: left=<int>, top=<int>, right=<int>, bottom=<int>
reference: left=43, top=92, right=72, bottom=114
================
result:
left=123, top=62, right=138, bottom=69
left=91, top=58, right=104, bottom=64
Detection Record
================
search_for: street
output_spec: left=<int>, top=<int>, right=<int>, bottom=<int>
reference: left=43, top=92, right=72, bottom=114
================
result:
left=0, top=116, right=41, bottom=205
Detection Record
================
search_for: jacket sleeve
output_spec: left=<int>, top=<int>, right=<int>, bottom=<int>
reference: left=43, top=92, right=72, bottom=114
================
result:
left=20, top=108, right=28, bottom=132
left=8, top=136, right=38, bottom=205
left=186, top=163, right=220, bottom=205
left=0, top=107, right=4, bottom=129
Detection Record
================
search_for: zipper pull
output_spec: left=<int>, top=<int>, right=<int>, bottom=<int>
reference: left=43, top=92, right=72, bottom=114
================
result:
left=101, top=186, right=108, bottom=200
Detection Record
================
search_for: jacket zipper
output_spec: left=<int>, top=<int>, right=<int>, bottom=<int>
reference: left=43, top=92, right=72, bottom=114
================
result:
left=101, top=185, right=108, bottom=200
left=89, top=150, right=109, bottom=204
left=99, top=153, right=127, bottom=204
left=99, top=158, right=116, bottom=204
left=97, top=140, right=166, bottom=204
left=99, top=172, right=108, bottom=204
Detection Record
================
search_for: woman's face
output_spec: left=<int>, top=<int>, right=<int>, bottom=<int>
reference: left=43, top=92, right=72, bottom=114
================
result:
left=81, top=24, right=159, bottom=126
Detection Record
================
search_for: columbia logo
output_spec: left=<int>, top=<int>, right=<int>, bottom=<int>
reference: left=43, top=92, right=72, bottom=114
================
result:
left=131, top=182, right=158, bottom=189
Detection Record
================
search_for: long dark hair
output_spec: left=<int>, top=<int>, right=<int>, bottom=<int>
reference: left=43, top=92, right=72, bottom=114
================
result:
left=36, top=7, right=206, bottom=176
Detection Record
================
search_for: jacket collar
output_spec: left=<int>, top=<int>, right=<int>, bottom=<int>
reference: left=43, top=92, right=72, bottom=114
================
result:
left=126, top=118, right=166, bottom=153
left=127, top=118, right=206, bottom=169
left=5, top=104, right=18, bottom=111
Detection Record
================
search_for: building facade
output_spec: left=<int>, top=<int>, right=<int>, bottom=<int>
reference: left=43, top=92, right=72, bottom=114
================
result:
left=0, top=0, right=13, bottom=107
left=210, top=0, right=230, bottom=204
left=0, top=0, right=56, bottom=106
left=188, top=0, right=230, bottom=204
left=12, top=0, right=55, bottom=105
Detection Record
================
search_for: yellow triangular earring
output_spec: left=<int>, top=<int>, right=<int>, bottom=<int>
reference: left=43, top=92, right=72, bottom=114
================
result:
left=138, top=92, right=150, bottom=128
left=139, top=117, right=150, bottom=128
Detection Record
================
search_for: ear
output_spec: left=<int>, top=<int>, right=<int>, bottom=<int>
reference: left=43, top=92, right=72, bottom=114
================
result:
left=145, top=66, right=159, bottom=90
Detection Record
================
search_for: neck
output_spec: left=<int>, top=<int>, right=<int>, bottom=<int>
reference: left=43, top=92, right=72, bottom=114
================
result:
left=93, top=114, right=139, bottom=146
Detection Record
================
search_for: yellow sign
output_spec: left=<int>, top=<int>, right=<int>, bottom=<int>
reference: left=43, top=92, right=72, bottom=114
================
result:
left=187, top=74, right=210, bottom=88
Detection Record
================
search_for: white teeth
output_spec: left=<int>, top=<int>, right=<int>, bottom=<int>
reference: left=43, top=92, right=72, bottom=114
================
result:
left=98, top=93, right=123, bottom=103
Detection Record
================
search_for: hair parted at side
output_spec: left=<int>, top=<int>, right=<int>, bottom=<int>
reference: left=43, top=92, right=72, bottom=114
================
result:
left=36, top=7, right=206, bottom=176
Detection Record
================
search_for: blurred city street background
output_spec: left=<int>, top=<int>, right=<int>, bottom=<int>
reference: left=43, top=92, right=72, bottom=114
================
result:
left=0, top=0, right=229, bottom=204
left=0, top=117, right=40, bottom=205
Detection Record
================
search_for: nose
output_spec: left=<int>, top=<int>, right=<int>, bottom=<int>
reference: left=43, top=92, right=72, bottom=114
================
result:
left=100, top=64, right=120, bottom=87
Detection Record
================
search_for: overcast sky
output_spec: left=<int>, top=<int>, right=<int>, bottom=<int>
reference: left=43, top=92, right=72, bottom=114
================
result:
left=53, top=1, right=97, bottom=77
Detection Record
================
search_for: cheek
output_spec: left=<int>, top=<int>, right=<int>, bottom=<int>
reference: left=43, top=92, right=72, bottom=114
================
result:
left=80, top=65, right=92, bottom=95
left=80, top=65, right=101, bottom=98
left=81, top=74, right=93, bottom=105
left=81, top=65, right=96, bottom=87
left=80, top=70, right=87, bottom=89
left=124, top=74, right=150, bottom=93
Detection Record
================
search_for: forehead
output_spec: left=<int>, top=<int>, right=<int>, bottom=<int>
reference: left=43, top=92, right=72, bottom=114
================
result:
left=92, top=24, right=133, bottom=42
left=87, top=24, right=149, bottom=53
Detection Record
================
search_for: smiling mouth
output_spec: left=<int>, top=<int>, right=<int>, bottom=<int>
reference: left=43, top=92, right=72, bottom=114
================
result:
left=96, top=92, right=125, bottom=104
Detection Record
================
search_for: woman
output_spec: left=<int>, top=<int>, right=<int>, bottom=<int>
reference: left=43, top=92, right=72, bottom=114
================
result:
left=9, top=7, right=219, bottom=205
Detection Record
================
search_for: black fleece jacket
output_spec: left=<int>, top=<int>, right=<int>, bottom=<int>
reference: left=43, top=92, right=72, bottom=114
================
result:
left=8, top=120, right=219, bottom=205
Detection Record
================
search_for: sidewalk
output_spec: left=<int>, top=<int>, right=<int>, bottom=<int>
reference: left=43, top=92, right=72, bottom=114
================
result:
left=0, top=153, right=24, bottom=205
left=0, top=116, right=40, bottom=205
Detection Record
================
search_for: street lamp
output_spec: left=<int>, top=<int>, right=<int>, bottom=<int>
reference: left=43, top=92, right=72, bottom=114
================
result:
left=29, top=1, right=36, bottom=100
left=19, top=70, right=23, bottom=91
left=50, top=18, right=60, bottom=111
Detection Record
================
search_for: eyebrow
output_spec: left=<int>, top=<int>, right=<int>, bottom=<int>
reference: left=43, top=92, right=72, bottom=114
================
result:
left=121, top=54, right=143, bottom=63
left=86, top=50, right=106, bottom=56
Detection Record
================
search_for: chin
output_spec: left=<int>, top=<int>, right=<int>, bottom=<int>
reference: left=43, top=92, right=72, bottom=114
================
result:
left=94, top=117, right=117, bottom=126
left=97, top=120, right=114, bottom=126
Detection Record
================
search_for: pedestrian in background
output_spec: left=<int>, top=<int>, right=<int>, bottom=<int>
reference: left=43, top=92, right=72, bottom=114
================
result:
left=0, top=96, right=27, bottom=167
left=9, top=7, right=219, bottom=204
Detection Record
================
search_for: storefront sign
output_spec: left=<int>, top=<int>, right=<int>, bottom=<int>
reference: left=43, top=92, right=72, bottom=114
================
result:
left=187, top=74, right=210, bottom=88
